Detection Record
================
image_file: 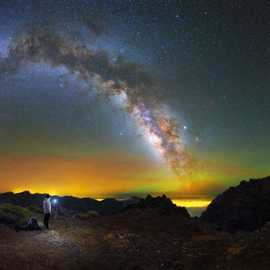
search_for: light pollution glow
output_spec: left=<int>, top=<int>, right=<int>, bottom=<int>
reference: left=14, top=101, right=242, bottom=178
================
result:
left=172, top=199, right=210, bottom=208
left=1, top=153, right=261, bottom=204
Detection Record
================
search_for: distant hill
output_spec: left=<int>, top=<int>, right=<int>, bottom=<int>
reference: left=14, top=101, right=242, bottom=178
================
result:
left=0, top=191, right=136, bottom=215
left=0, top=191, right=187, bottom=217
left=201, top=176, right=270, bottom=232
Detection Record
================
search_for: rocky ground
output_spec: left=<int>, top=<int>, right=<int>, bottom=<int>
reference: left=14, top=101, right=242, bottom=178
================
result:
left=1, top=208, right=270, bottom=270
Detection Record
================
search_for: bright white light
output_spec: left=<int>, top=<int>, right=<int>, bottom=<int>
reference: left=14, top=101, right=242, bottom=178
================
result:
left=52, top=198, right=58, bottom=204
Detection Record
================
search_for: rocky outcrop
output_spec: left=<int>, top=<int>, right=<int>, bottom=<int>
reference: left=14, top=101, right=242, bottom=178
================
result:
left=134, top=194, right=190, bottom=217
left=201, top=176, right=270, bottom=232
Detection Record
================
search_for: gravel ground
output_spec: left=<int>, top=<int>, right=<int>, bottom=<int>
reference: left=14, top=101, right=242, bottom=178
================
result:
left=0, top=211, right=270, bottom=270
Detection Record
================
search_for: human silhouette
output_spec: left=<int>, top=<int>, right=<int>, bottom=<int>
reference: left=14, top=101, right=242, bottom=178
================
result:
left=43, top=194, right=52, bottom=229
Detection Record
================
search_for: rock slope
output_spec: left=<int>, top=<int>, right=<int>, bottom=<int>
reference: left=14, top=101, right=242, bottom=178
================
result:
left=201, top=176, right=270, bottom=232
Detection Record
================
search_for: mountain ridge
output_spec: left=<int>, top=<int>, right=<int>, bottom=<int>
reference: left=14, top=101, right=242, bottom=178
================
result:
left=201, top=175, right=270, bottom=232
left=0, top=191, right=187, bottom=216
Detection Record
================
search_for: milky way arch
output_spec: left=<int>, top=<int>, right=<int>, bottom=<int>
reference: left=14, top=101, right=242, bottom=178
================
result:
left=0, top=26, right=193, bottom=176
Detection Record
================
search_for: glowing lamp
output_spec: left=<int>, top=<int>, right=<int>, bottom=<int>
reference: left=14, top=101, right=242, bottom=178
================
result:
left=52, top=198, right=58, bottom=204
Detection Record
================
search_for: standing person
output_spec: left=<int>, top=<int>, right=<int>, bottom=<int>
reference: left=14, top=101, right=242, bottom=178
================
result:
left=43, top=194, right=52, bottom=229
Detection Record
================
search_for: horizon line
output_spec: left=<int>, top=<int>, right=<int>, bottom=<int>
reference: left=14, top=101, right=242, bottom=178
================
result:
left=1, top=189, right=212, bottom=208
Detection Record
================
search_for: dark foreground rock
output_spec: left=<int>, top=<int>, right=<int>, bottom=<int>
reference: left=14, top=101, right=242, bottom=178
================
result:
left=201, top=176, right=270, bottom=232
left=1, top=207, right=270, bottom=270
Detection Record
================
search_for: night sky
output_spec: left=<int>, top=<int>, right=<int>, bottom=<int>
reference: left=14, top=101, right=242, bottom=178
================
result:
left=0, top=0, right=269, bottom=203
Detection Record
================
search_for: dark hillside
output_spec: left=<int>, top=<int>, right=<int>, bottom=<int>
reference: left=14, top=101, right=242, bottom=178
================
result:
left=201, top=176, right=270, bottom=232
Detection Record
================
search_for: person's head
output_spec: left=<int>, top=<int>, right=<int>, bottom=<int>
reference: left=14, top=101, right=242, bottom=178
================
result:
left=45, top=194, right=50, bottom=199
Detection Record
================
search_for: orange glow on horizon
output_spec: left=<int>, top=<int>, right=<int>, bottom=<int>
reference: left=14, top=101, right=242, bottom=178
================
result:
left=0, top=154, right=165, bottom=198
left=0, top=150, right=260, bottom=200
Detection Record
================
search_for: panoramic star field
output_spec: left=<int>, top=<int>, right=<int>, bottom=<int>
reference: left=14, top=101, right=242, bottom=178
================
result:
left=0, top=0, right=269, bottom=204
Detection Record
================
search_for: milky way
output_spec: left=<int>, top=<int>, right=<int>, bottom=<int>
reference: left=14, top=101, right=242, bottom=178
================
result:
left=0, top=25, right=193, bottom=176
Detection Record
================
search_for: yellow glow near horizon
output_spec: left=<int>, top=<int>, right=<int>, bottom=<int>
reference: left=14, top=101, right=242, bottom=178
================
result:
left=1, top=152, right=262, bottom=202
left=10, top=188, right=211, bottom=209
left=172, top=199, right=211, bottom=208
left=0, top=154, right=167, bottom=198
left=10, top=189, right=211, bottom=209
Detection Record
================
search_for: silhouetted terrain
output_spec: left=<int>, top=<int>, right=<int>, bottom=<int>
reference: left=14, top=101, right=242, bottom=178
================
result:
left=1, top=177, right=270, bottom=269
left=201, top=175, right=270, bottom=232
left=0, top=191, right=140, bottom=215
